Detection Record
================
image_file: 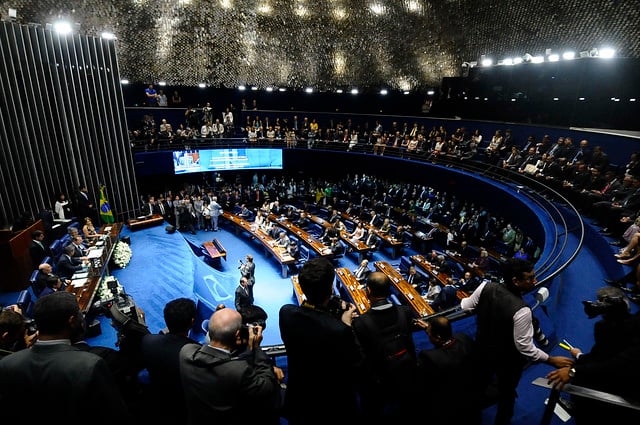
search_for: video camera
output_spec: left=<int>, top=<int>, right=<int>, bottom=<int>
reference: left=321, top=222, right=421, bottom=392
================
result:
left=92, top=278, right=149, bottom=348
left=582, top=296, right=628, bottom=319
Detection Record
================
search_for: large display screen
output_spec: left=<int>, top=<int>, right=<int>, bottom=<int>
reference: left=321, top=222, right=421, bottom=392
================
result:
left=173, top=148, right=283, bottom=174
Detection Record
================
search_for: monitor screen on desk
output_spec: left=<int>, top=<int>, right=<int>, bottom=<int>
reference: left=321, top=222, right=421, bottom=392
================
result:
left=173, top=148, right=283, bottom=174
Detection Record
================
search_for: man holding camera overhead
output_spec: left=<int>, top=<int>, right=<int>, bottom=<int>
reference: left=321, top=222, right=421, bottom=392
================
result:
left=239, top=254, right=256, bottom=299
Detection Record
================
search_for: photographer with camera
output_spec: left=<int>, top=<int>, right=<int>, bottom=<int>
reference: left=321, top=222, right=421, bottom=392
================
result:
left=279, top=257, right=361, bottom=425
left=0, top=306, right=37, bottom=359
left=179, top=307, right=283, bottom=424
left=239, top=254, right=256, bottom=299
left=546, top=286, right=640, bottom=423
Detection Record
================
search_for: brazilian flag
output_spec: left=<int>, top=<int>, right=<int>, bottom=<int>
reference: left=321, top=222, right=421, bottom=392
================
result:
left=99, top=185, right=115, bottom=224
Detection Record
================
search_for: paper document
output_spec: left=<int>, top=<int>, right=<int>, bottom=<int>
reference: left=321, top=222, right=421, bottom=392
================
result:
left=87, top=248, right=104, bottom=259
left=73, top=272, right=89, bottom=279
left=71, top=279, right=87, bottom=287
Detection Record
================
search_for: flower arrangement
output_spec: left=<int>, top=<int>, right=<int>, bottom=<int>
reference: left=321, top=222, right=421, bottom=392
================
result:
left=111, top=241, right=133, bottom=268
left=97, top=276, right=123, bottom=301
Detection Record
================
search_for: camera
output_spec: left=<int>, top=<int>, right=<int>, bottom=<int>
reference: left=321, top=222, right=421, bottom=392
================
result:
left=240, top=320, right=266, bottom=339
left=24, top=318, right=37, bottom=336
left=582, top=296, right=627, bottom=319
left=325, top=295, right=350, bottom=319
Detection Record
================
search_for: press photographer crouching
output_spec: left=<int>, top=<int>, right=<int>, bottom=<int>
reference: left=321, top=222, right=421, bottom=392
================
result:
left=546, top=286, right=640, bottom=423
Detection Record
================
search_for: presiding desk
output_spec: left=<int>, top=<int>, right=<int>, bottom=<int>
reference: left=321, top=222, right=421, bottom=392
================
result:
left=335, top=267, right=370, bottom=314
left=127, top=213, right=164, bottom=231
left=374, top=261, right=434, bottom=317
left=203, top=239, right=227, bottom=262
left=222, top=211, right=296, bottom=278
left=66, top=222, right=123, bottom=314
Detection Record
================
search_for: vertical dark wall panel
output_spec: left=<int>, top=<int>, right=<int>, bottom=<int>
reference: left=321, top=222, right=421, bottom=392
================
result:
left=0, top=21, right=138, bottom=227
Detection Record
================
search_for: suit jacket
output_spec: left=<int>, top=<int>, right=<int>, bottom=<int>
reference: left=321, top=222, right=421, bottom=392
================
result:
left=417, top=332, right=480, bottom=422
left=29, top=239, right=50, bottom=268
left=240, top=261, right=255, bottom=285
left=140, top=333, right=199, bottom=421
left=234, top=285, right=253, bottom=311
left=354, top=265, right=371, bottom=281
left=0, top=343, right=131, bottom=423
left=179, top=343, right=280, bottom=425
left=56, top=254, right=84, bottom=278
left=279, top=303, right=362, bottom=424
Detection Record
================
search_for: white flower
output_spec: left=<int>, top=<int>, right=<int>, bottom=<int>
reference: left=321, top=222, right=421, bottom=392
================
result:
left=112, top=241, right=133, bottom=268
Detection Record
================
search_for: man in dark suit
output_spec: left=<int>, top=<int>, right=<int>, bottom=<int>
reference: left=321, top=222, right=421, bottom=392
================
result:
left=74, top=184, right=96, bottom=223
left=234, top=277, right=253, bottom=312
left=29, top=229, right=51, bottom=269
left=239, top=254, right=256, bottom=298
left=141, top=195, right=156, bottom=216
left=56, top=244, right=87, bottom=279
left=0, top=291, right=132, bottom=423
left=279, top=258, right=361, bottom=425
left=352, top=271, right=421, bottom=421
left=140, top=298, right=199, bottom=423
left=353, top=259, right=371, bottom=282
left=179, top=307, right=282, bottom=423
left=416, top=316, right=481, bottom=424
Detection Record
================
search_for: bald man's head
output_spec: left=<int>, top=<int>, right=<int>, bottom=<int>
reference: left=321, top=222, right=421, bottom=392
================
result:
left=208, top=307, right=242, bottom=348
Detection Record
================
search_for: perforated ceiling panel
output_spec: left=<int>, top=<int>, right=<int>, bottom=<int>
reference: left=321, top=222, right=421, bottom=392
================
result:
left=1, top=0, right=638, bottom=90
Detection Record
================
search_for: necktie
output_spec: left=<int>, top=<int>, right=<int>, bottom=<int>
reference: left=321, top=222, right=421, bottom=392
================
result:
left=160, top=204, right=165, bottom=214
left=408, top=275, right=413, bottom=284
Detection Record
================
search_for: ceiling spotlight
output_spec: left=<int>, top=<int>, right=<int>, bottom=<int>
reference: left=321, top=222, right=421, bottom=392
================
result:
left=250, top=86, right=258, bottom=91
left=52, top=20, right=72, bottom=35
left=336, top=89, right=343, bottom=93
left=379, top=89, right=388, bottom=95
left=481, top=58, right=493, bottom=67
left=548, top=54, right=559, bottom=62
left=562, top=51, right=575, bottom=60
left=403, top=91, right=410, bottom=95
left=238, top=85, right=246, bottom=91
left=101, top=31, right=116, bottom=40
left=531, top=56, right=545, bottom=64
left=198, top=83, right=206, bottom=88
left=158, top=81, right=166, bottom=86
left=427, top=90, right=435, bottom=95
left=513, top=57, right=523, bottom=64
left=266, top=87, right=273, bottom=92
left=350, top=88, right=358, bottom=95
left=305, top=87, right=313, bottom=93
left=120, top=79, right=129, bottom=85
left=502, top=58, right=514, bottom=65
left=599, top=48, right=615, bottom=58
left=278, top=87, right=286, bottom=92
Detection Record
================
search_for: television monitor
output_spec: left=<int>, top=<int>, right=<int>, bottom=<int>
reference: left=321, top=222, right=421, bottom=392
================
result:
left=173, top=148, right=283, bottom=174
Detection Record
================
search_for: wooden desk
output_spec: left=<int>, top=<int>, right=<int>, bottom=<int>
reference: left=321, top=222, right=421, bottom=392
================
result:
left=307, top=213, right=371, bottom=263
left=127, top=214, right=164, bottom=231
left=221, top=212, right=296, bottom=278
left=0, top=220, right=45, bottom=291
left=340, top=212, right=404, bottom=258
left=203, top=239, right=227, bottom=262
left=443, top=249, right=486, bottom=279
left=67, top=222, right=123, bottom=314
left=410, top=254, right=470, bottom=300
left=374, top=261, right=434, bottom=317
left=268, top=214, right=335, bottom=259
left=291, top=275, right=306, bottom=305
left=335, top=267, right=370, bottom=314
